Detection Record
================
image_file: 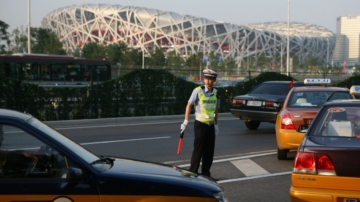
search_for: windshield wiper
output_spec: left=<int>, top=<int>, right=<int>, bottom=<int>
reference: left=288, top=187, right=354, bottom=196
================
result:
left=90, top=155, right=115, bottom=166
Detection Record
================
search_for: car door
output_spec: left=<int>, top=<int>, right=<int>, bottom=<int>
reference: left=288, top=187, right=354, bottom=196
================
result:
left=0, top=123, right=99, bottom=202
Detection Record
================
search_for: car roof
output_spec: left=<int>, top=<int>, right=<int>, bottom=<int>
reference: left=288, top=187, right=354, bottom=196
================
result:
left=292, top=86, right=349, bottom=92
left=0, top=108, right=32, bottom=122
left=323, top=99, right=360, bottom=106
left=262, top=81, right=301, bottom=84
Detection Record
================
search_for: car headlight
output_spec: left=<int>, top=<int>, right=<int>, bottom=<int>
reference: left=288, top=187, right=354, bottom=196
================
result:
left=214, top=191, right=229, bottom=202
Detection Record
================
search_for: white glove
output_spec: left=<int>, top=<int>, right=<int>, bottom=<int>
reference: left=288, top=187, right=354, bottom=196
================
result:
left=214, top=124, right=219, bottom=136
left=180, top=120, right=189, bottom=133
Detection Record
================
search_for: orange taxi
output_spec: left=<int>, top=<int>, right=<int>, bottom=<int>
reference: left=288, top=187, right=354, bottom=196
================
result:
left=275, top=79, right=353, bottom=160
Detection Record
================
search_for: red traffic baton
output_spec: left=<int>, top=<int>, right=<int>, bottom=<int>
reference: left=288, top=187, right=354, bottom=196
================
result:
left=177, top=131, right=185, bottom=154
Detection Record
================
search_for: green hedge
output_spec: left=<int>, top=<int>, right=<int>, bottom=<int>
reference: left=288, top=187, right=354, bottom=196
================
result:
left=1, top=70, right=359, bottom=121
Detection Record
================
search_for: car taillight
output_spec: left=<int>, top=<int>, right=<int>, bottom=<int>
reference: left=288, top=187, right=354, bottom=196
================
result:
left=293, top=152, right=336, bottom=175
left=263, top=101, right=274, bottom=107
left=281, top=113, right=295, bottom=129
left=232, top=99, right=245, bottom=105
left=315, top=154, right=336, bottom=175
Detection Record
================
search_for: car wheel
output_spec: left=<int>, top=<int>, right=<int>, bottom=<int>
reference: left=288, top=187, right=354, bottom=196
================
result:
left=277, top=147, right=288, bottom=160
left=245, top=121, right=260, bottom=130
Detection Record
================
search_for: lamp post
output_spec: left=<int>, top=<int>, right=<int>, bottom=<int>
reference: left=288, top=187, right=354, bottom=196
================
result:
left=286, top=0, right=290, bottom=76
left=326, top=38, right=330, bottom=65
left=280, top=37, right=287, bottom=74
left=142, top=48, right=145, bottom=69
left=27, top=0, right=31, bottom=53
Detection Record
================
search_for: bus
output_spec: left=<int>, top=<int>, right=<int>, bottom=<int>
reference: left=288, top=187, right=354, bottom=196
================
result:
left=0, top=53, right=111, bottom=86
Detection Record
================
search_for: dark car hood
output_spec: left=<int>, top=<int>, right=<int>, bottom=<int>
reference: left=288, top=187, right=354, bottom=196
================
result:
left=97, top=157, right=220, bottom=197
left=106, top=157, right=200, bottom=178
left=234, top=93, right=286, bottom=102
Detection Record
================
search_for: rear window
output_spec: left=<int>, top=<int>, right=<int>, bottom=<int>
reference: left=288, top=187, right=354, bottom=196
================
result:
left=250, top=83, right=290, bottom=95
left=288, top=91, right=332, bottom=107
left=310, top=106, right=360, bottom=137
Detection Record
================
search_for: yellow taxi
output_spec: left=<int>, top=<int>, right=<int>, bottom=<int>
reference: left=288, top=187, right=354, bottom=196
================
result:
left=275, top=79, right=353, bottom=160
left=290, top=86, right=360, bottom=201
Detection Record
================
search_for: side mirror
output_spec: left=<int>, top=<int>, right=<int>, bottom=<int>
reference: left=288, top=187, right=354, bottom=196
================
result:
left=66, top=167, right=84, bottom=182
left=298, top=124, right=309, bottom=133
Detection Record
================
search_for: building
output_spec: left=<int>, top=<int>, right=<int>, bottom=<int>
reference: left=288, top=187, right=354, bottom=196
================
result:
left=40, top=4, right=335, bottom=67
left=333, top=15, right=360, bottom=67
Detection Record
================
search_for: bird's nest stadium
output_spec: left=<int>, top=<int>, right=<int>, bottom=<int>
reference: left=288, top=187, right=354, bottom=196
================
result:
left=40, top=4, right=335, bottom=65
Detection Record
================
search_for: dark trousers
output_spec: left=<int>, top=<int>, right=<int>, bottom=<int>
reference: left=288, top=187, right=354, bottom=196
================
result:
left=189, top=120, right=215, bottom=177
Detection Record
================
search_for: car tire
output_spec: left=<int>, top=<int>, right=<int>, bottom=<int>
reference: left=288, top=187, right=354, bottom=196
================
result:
left=277, top=147, right=288, bottom=160
left=245, top=121, right=260, bottom=130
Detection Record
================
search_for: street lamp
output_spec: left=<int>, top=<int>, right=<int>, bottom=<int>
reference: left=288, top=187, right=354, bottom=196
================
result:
left=326, top=38, right=330, bottom=65
left=286, top=0, right=290, bottom=76
left=280, top=38, right=285, bottom=74
left=27, top=0, right=31, bottom=53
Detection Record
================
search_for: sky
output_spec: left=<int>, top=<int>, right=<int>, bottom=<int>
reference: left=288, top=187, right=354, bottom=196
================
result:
left=1, top=0, right=360, bottom=33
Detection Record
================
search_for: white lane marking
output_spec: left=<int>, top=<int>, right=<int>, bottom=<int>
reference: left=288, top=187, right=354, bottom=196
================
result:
left=231, top=159, right=269, bottom=176
left=214, top=150, right=276, bottom=160
left=80, top=136, right=171, bottom=145
left=175, top=151, right=277, bottom=167
left=53, top=118, right=238, bottom=130
left=164, top=150, right=276, bottom=164
left=218, top=171, right=292, bottom=184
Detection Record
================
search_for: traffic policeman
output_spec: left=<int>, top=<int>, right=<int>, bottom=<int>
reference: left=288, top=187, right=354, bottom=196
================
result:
left=180, top=68, right=220, bottom=177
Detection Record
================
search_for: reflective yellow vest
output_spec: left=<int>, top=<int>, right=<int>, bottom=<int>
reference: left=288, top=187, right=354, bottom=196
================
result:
left=195, top=86, right=218, bottom=122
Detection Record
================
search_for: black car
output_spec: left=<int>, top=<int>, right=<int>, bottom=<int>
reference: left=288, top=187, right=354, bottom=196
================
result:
left=290, top=86, right=360, bottom=201
left=0, top=109, right=228, bottom=202
left=230, top=81, right=305, bottom=130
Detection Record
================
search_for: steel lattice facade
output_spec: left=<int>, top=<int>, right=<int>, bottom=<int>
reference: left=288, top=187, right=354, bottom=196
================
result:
left=40, top=4, right=335, bottom=65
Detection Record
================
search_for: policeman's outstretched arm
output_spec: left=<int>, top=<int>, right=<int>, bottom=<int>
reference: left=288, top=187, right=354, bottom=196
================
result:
left=180, top=102, right=192, bottom=133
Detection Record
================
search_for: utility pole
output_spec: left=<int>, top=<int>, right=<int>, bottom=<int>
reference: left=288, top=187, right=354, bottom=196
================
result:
left=286, top=0, right=290, bottom=76
left=27, top=0, right=31, bottom=53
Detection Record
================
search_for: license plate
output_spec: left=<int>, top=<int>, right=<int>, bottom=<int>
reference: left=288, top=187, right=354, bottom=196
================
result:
left=346, top=199, right=359, bottom=202
left=247, top=101, right=262, bottom=106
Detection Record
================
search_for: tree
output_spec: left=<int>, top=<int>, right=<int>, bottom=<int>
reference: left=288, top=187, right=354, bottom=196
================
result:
left=122, top=48, right=141, bottom=68
left=352, top=64, right=360, bottom=76
left=290, top=55, right=300, bottom=73
left=166, top=50, right=184, bottom=69
left=70, top=45, right=82, bottom=57
left=148, top=47, right=166, bottom=68
left=218, top=57, right=237, bottom=75
left=82, top=42, right=106, bottom=59
left=31, top=28, right=66, bottom=55
left=0, top=20, right=10, bottom=53
left=208, top=51, right=220, bottom=70
left=303, top=57, right=320, bottom=72
left=10, top=27, right=28, bottom=53
left=106, top=42, right=128, bottom=65
left=255, top=53, right=269, bottom=71
left=185, top=53, right=205, bottom=70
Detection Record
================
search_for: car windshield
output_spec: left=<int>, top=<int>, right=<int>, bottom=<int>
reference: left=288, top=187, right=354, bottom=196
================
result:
left=310, top=106, right=360, bottom=137
left=28, top=117, right=99, bottom=164
left=288, top=91, right=333, bottom=107
left=219, top=80, right=242, bottom=87
left=250, top=83, right=291, bottom=95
